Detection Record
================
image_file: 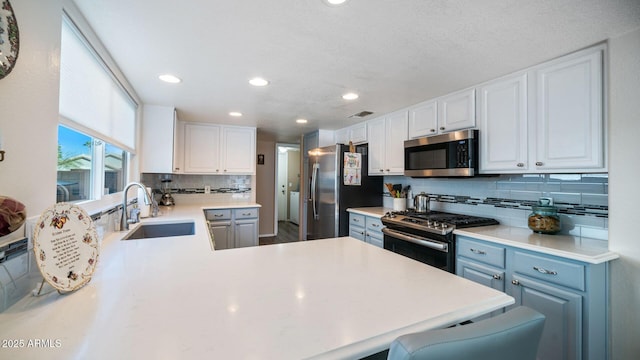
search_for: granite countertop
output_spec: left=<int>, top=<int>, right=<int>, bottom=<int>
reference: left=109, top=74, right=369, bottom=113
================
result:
left=0, top=205, right=512, bottom=359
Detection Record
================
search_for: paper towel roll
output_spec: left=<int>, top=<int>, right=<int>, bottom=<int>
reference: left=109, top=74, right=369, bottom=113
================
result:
left=138, top=187, right=151, bottom=218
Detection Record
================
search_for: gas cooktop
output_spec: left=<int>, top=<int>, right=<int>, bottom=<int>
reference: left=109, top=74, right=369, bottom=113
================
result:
left=382, top=210, right=499, bottom=235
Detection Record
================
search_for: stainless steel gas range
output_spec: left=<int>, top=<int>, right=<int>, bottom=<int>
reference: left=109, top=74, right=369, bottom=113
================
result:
left=381, top=210, right=499, bottom=273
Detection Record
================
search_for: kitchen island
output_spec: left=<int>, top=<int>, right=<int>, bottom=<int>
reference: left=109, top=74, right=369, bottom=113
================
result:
left=0, top=205, right=512, bottom=359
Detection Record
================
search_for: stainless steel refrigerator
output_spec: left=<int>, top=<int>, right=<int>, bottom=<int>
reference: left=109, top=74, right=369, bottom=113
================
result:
left=306, top=144, right=382, bottom=240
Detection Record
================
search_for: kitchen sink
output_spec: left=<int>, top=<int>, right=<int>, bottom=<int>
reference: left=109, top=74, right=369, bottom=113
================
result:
left=123, top=222, right=195, bottom=240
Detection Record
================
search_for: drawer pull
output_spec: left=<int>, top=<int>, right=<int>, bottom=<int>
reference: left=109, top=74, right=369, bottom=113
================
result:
left=470, top=248, right=486, bottom=255
left=214, top=214, right=224, bottom=217
left=533, top=266, right=558, bottom=275
left=371, top=223, right=379, bottom=227
left=353, top=218, right=360, bottom=222
left=512, top=279, right=520, bottom=286
left=492, top=274, right=502, bottom=280
left=241, top=213, right=251, bottom=216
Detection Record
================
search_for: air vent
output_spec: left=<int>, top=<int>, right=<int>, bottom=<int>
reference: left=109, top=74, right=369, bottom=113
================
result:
left=348, top=111, right=374, bottom=118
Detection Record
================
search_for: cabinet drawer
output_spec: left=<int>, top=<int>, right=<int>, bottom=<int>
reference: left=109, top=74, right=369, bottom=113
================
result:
left=457, top=237, right=505, bottom=268
left=366, top=218, right=383, bottom=234
left=366, top=233, right=383, bottom=248
left=350, top=226, right=365, bottom=241
left=205, top=209, right=232, bottom=220
left=349, top=214, right=365, bottom=227
left=234, top=208, right=258, bottom=219
left=512, top=251, right=585, bottom=291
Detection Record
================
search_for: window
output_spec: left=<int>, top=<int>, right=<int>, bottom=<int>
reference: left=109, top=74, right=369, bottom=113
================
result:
left=56, top=13, right=137, bottom=203
left=56, top=125, right=128, bottom=203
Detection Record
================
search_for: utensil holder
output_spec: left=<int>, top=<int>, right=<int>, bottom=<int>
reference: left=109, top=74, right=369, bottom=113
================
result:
left=393, top=198, right=406, bottom=211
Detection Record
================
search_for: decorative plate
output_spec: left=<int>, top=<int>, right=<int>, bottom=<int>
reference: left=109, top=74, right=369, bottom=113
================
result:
left=0, top=0, right=20, bottom=79
left=33, top=203, right=100, bottom=292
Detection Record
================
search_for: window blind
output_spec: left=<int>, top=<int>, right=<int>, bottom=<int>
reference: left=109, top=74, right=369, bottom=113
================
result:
left=59, top=17, right=137, bottom=153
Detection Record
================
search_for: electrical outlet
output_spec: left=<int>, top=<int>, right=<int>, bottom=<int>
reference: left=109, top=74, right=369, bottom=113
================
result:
left=204, top=185, right=211, bottom=194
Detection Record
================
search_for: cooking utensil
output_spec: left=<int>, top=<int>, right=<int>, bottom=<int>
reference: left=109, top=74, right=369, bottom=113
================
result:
left=414, top=192, right=430, bottom=213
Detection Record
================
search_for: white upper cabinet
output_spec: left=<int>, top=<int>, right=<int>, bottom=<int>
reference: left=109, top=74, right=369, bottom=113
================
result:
left=438, top=88, right=476, bottom=133
left=184, top=123, right=221, bottom=173
left=534, top=47, right=604, bottom=171
left=183, top=123, right=256, bottom=175
left=368, top=111, right=408, bottom=176
left=140, top=105, right=176, bottom=173
left=408, top=100, right=437, bottom=138
left=478, top=73, right=529, bottom=172
left=334, top=122, right=367, bottom=145
left=408, top=88, right=476, bottom=139
left=479, top=44, right=605, bottom=174
left=221, top=126, right=256, bottom=174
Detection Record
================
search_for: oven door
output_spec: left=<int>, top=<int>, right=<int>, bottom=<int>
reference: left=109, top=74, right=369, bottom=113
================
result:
left=382, top=227, right=454, bottom=272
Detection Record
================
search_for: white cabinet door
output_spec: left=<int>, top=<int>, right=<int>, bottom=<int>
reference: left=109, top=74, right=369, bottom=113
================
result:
left=367, top=117, right=386, bottom=176
left=535, top=49, right=604, bottom=171
left=350, top=122, right=367, bottom=144
left=334, top=128, right=349, bottom=145
left=409, top=100, right=437, bottom=138
left=184, top=123, right=221, bottom=173
left=479, top=73, right=529, bottom=173
left=384, top=111, right=408, bottom=174
left=221, top=126, right=256, bottom=174
left=438, top=88, right=476, bottom=133
left=140, top=105, right=175, bottom=173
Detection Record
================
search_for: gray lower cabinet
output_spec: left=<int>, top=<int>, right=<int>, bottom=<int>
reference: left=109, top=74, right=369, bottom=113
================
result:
left=348, top=213, right=383, bottom=248
left=206, top=207, right=259, bottom=249
left=456, top=235, right=608, bottom=360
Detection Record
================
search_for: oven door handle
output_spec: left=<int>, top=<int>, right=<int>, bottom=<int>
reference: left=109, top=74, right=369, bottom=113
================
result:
left=382, top=228, right=448, bottom=252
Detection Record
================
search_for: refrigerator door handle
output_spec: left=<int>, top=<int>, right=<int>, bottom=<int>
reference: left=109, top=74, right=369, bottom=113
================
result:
left=311, top=162, right=319, bottom=220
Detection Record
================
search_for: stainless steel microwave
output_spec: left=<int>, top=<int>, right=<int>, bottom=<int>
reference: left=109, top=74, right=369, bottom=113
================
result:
left=404, top=130, right=479, bottom=177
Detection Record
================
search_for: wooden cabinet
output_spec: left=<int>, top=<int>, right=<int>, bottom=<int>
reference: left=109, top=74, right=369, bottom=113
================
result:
left=408, top=88, right=475, bottom=139
left=456, top=235, right=608, bottom=360
left=183, top=123, right=256, bottom=174
left=348, top=212, right=383, bottom=248
left=140, top=105, right=177, bottom=173
left=479, top=45, right=605, bottom=174
left=367, top=111, right=408, bottom=176
left=206, top=207, right=259, bottom=249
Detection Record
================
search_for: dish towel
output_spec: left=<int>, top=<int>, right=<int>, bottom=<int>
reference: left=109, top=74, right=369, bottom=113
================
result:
left=0, top=196, right=27, bottom=237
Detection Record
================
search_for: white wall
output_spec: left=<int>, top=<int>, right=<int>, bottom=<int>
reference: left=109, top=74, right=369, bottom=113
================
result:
left=0, top=0, right=62, bottom=218
left=608, top=26, right=640, bottom=359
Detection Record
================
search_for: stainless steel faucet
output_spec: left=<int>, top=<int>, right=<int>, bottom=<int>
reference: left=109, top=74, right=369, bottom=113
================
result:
left=121, top=182, right=156, bottom=231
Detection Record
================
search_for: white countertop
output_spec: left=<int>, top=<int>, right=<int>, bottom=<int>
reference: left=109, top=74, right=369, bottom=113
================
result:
left=455, top=225, right=618, bottom=264
left=0, top=205, right=512, bottom=359
left=346, top=207, right=394, bottom=218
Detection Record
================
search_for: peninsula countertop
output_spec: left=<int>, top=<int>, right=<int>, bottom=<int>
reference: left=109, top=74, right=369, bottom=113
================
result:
left=0, top=205, right=512, bottom=360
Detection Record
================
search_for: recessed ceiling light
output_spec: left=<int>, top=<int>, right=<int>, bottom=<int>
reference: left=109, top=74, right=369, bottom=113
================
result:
left=296, top=119, right=308, bottom=124
left=324, top=0, right=349, bottom=6
left=229, top=112, right=243, bottom=117
left=342, top=92, right=359, bottom=100
left=159, top=74, right=181, bottom=83
left=249, top=77, right=269, bottom=86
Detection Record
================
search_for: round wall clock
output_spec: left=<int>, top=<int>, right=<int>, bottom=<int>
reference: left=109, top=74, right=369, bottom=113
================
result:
left=0, top=0, right=19, bottom=79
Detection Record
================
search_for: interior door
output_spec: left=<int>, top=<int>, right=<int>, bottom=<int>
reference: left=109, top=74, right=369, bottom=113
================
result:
left=277, top=151, right=288, bottom=222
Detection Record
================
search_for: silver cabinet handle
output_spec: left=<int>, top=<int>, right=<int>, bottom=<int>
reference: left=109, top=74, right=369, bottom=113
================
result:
left=516, top=163, right=524, bottom=167
left=430, top=129, right=436, bottom=133
left=535, top=161, right=543, bottom=166
left=385, top=169, right=390, bottom=172
left=379, top=169, right=384, bottom=172
left=214, top=214, right=224, bottom=217
left=512, top=279, right=520, bottom=285
left=353, top=218, right=360, bottom=222
left=493, top=274, right=502, bottom=280
left=241, top=213, right=251, bottom=216
left=439, top=127, right=445, bottom=131
left=533, top=266, right=558, bottom=275
left=470, top=248, right=486, bottom=255
left=371, top=223, right=380, bottom=227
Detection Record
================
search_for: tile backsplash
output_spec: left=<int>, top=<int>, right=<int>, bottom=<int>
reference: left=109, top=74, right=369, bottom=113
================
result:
left=140, top=174, right=253, bottom=194
left=385, top=173, right=609, bottom=240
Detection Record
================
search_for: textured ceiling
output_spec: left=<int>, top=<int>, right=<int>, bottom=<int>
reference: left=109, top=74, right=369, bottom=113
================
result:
left=72, top=0, right=640, bottom=142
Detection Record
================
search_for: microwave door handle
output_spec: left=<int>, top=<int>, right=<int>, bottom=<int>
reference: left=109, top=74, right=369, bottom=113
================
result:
left=311, top=163, right=319, bottom=220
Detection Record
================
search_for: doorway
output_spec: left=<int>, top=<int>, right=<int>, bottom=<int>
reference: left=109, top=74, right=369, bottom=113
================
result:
left=274, top=144, right=300, bottom=239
